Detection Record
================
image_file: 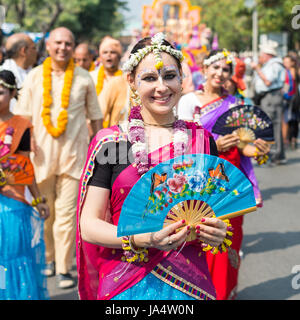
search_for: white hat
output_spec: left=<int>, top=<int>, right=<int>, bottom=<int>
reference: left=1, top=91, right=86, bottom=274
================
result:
left=259, top=40, right=278, bottom=56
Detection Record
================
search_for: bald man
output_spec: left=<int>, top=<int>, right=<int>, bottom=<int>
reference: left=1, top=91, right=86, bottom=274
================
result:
left=14, top=27, right=103, bottom=289
left=1, top=33, right=37, bottom=111
left=74, top=43, right=95, bottom=71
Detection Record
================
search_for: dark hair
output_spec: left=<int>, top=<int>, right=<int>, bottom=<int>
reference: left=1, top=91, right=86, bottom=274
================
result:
left=129, top=37, right=182, bottom=74
left=205, top=49, right=233, bottom=74
left=0, top=70, right=17, bottom=94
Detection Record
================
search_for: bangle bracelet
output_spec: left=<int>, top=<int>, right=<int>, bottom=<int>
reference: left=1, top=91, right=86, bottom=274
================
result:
left=31, top=196, right=47, bottom=207
left=121, top=236, right=149, bottom=263
left=201, top=219, right=233, bottom=255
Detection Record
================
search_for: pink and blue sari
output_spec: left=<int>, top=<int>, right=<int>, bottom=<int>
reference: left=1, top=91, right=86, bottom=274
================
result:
left=197, top=94, right=261, bottom=300
left=76, top=122, right=217, bottom=300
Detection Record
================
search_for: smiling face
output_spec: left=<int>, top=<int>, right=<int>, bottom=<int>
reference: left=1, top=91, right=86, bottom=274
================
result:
left=46, top=28, right=75, bottom=65
left=129, top=52, right=182, bottom=118
left=204, top=58, right=232, bottom=89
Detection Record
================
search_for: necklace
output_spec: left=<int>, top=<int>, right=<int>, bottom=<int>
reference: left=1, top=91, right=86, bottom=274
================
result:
left=128, top=105, right=189, bottom=176
left=41, top=57, right=75, bottom=138
left=143, top=121, right=175, bottom=128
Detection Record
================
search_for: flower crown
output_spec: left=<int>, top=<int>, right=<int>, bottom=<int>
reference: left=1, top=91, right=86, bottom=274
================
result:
left=203, top=49, right=234, bottom=67
left=0, top=79, right=17, bottom=89
left=122, top=33, right=184, bottom=73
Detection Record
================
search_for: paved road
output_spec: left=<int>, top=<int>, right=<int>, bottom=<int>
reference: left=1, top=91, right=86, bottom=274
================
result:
left=237, top=147, right=300, bottom=300
left=47, top=147, right=300, bottom=300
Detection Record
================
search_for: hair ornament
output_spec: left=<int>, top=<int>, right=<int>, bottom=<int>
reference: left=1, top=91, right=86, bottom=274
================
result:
left=0, top=79, right=17, bottom=89
left=203, top=49, right=234, bottom=67
left=122, top=33, right=184, bottom=73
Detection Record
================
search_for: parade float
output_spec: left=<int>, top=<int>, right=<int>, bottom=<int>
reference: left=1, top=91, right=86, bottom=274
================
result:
left=140, top=0, right=216, bottom=85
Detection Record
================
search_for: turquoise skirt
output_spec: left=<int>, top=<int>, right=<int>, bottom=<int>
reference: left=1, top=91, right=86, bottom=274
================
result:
left=111, top=272, right=195, bottom=300
left=0, top=194, right=49, bottom=300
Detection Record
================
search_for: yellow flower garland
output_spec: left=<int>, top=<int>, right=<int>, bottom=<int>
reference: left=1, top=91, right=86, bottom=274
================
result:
left=89, top=61, right=96, bottom=72
left=95, top=64, right=122, bottom=95
left=41, top=57, right=75, bottom=138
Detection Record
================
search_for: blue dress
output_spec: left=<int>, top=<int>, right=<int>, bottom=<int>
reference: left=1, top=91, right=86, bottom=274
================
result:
left=111, top=272, right=195, bottom=300
left=0, top=194, right=49, bottom=300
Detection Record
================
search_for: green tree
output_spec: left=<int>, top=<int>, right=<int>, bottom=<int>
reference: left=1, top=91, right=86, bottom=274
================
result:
left=0, top=0, right=128, bottom=44
left=191, top=0, right=300, bottom=51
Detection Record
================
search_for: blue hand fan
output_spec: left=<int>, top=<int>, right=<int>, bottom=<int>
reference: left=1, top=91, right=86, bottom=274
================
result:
left=117, top=154, right=257, bottom=240
left=212, top=104, right=274, bottom=148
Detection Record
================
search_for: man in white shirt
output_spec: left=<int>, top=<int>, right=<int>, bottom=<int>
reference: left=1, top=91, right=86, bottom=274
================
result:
left=251, top=41, right=286, bottom=164
left=1, top=33, right=37, bottom=111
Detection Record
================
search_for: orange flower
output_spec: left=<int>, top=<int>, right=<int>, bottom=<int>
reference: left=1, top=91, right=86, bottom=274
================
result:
left=42, top=57, right=75, bottom=138
left=95, top=65, right=122, bottom=95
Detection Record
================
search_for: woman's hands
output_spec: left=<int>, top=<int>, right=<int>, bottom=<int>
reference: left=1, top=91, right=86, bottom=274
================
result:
left=36, top=202, right=50, bottom=219
left=195, top=217, right=227, bottom=248
left=134, top=218, right=228, bottom=251
left=134, top=220, right=190, bottom=251
left=216, top=134, right=240, bottom=152
left=254, top=138, right=270, bottom=156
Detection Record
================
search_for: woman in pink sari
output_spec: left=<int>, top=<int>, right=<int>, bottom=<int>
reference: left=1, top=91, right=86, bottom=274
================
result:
left=76, top=34, right=229, bottom=300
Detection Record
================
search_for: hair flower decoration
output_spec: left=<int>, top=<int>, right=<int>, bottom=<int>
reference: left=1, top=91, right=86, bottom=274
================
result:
left=122, top=33, right=184, bottom=73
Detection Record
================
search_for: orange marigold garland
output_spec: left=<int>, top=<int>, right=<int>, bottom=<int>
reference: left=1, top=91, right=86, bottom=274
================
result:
left=95, top=64, right=122, bottom=95
left=42, top=57, right=75, bottom=138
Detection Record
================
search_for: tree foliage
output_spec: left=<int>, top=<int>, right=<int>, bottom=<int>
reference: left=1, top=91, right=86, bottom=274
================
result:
left=0, top=0, right=128, bottom=44
left=191, top=0, right=300, bottom=51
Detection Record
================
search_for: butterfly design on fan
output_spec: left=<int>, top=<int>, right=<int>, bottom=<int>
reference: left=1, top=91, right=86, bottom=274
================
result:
left=150, top=172, right=167, bottom=193
left=118, top=154, right=257, bottom=239
left=208, top=163, right=229, bottom=182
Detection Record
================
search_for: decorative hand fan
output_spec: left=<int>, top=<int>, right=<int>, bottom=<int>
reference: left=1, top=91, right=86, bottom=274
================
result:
left=0, top=127, right=14, bottom=161
left=117, top=154, right=257, bottom=241
left=0, top=153, right=34, bottom=187
left=211, top=104, right=274, bottom=148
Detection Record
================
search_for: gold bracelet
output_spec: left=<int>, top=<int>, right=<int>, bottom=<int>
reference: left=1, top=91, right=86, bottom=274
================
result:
left=31, top=196, right=47, bottom=206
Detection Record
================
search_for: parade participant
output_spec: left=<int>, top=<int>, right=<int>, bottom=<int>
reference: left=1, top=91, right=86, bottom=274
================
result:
left=100, top=74, right=130, bottom=127
left=77, top=33, right=230, bottom=300
left=74, top=43, right=95, bottom=71
left=282, top=55, right=299, bottom=150
left=224, top=57, right=253, bottom=105
left=90, top=36, right=123, bottom=124
left=0, top=70, right=49, bottom=300
left=1, top=33, right=37, bottom=111
left=178, top=49, right=270, bottom=300
left=251, top=41, right=286, bottom=165
left=14, top=27, right=102, bottom=289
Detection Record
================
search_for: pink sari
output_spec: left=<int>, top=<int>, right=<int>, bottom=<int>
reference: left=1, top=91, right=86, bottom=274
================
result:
left=76, top=122, right=216, bottom=300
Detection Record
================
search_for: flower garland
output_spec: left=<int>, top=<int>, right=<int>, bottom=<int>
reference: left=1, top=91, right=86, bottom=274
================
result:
left=89, top=61, right=96, bottom=72
left=41, top=57, right=75, bottom=138
left=203, top=49, right=234, bottom=67
left=128, top=105, right=189, bottom=176
left=95, top=64, right=123, bottom=95
left=122, top=33, right=184, bottom=73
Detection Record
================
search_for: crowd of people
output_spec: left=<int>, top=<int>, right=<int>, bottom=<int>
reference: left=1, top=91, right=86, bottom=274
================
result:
left=0, top=25, right=299, bottom=300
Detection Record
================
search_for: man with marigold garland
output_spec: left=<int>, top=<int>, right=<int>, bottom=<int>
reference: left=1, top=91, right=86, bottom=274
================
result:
left=90, top=36, right=123, bottom=127
left=14, top=27, right=103, bottom=289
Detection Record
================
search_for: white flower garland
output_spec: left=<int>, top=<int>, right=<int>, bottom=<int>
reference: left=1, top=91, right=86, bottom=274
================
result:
left=203, top=49, right=234, bottom=67
left=122, top=33, right=184, bottom=73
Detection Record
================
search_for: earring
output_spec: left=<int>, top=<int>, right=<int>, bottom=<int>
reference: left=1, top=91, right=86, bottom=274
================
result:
left=130, top=88, right=142, bottom=106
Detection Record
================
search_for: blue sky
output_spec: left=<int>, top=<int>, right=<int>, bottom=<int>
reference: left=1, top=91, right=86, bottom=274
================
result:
left=120, top=0, right=153, bottom=35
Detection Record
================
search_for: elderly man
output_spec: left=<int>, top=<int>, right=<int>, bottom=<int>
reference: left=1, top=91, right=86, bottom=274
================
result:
left=14, top=27, right=103, bottom=289
left=251, top=41, right=286, bottom=165
left=90, top=36, right=123, bottom=126
left=1, top=33, right=37, bottom=111
left=73, top=43, right=95, bottom=71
